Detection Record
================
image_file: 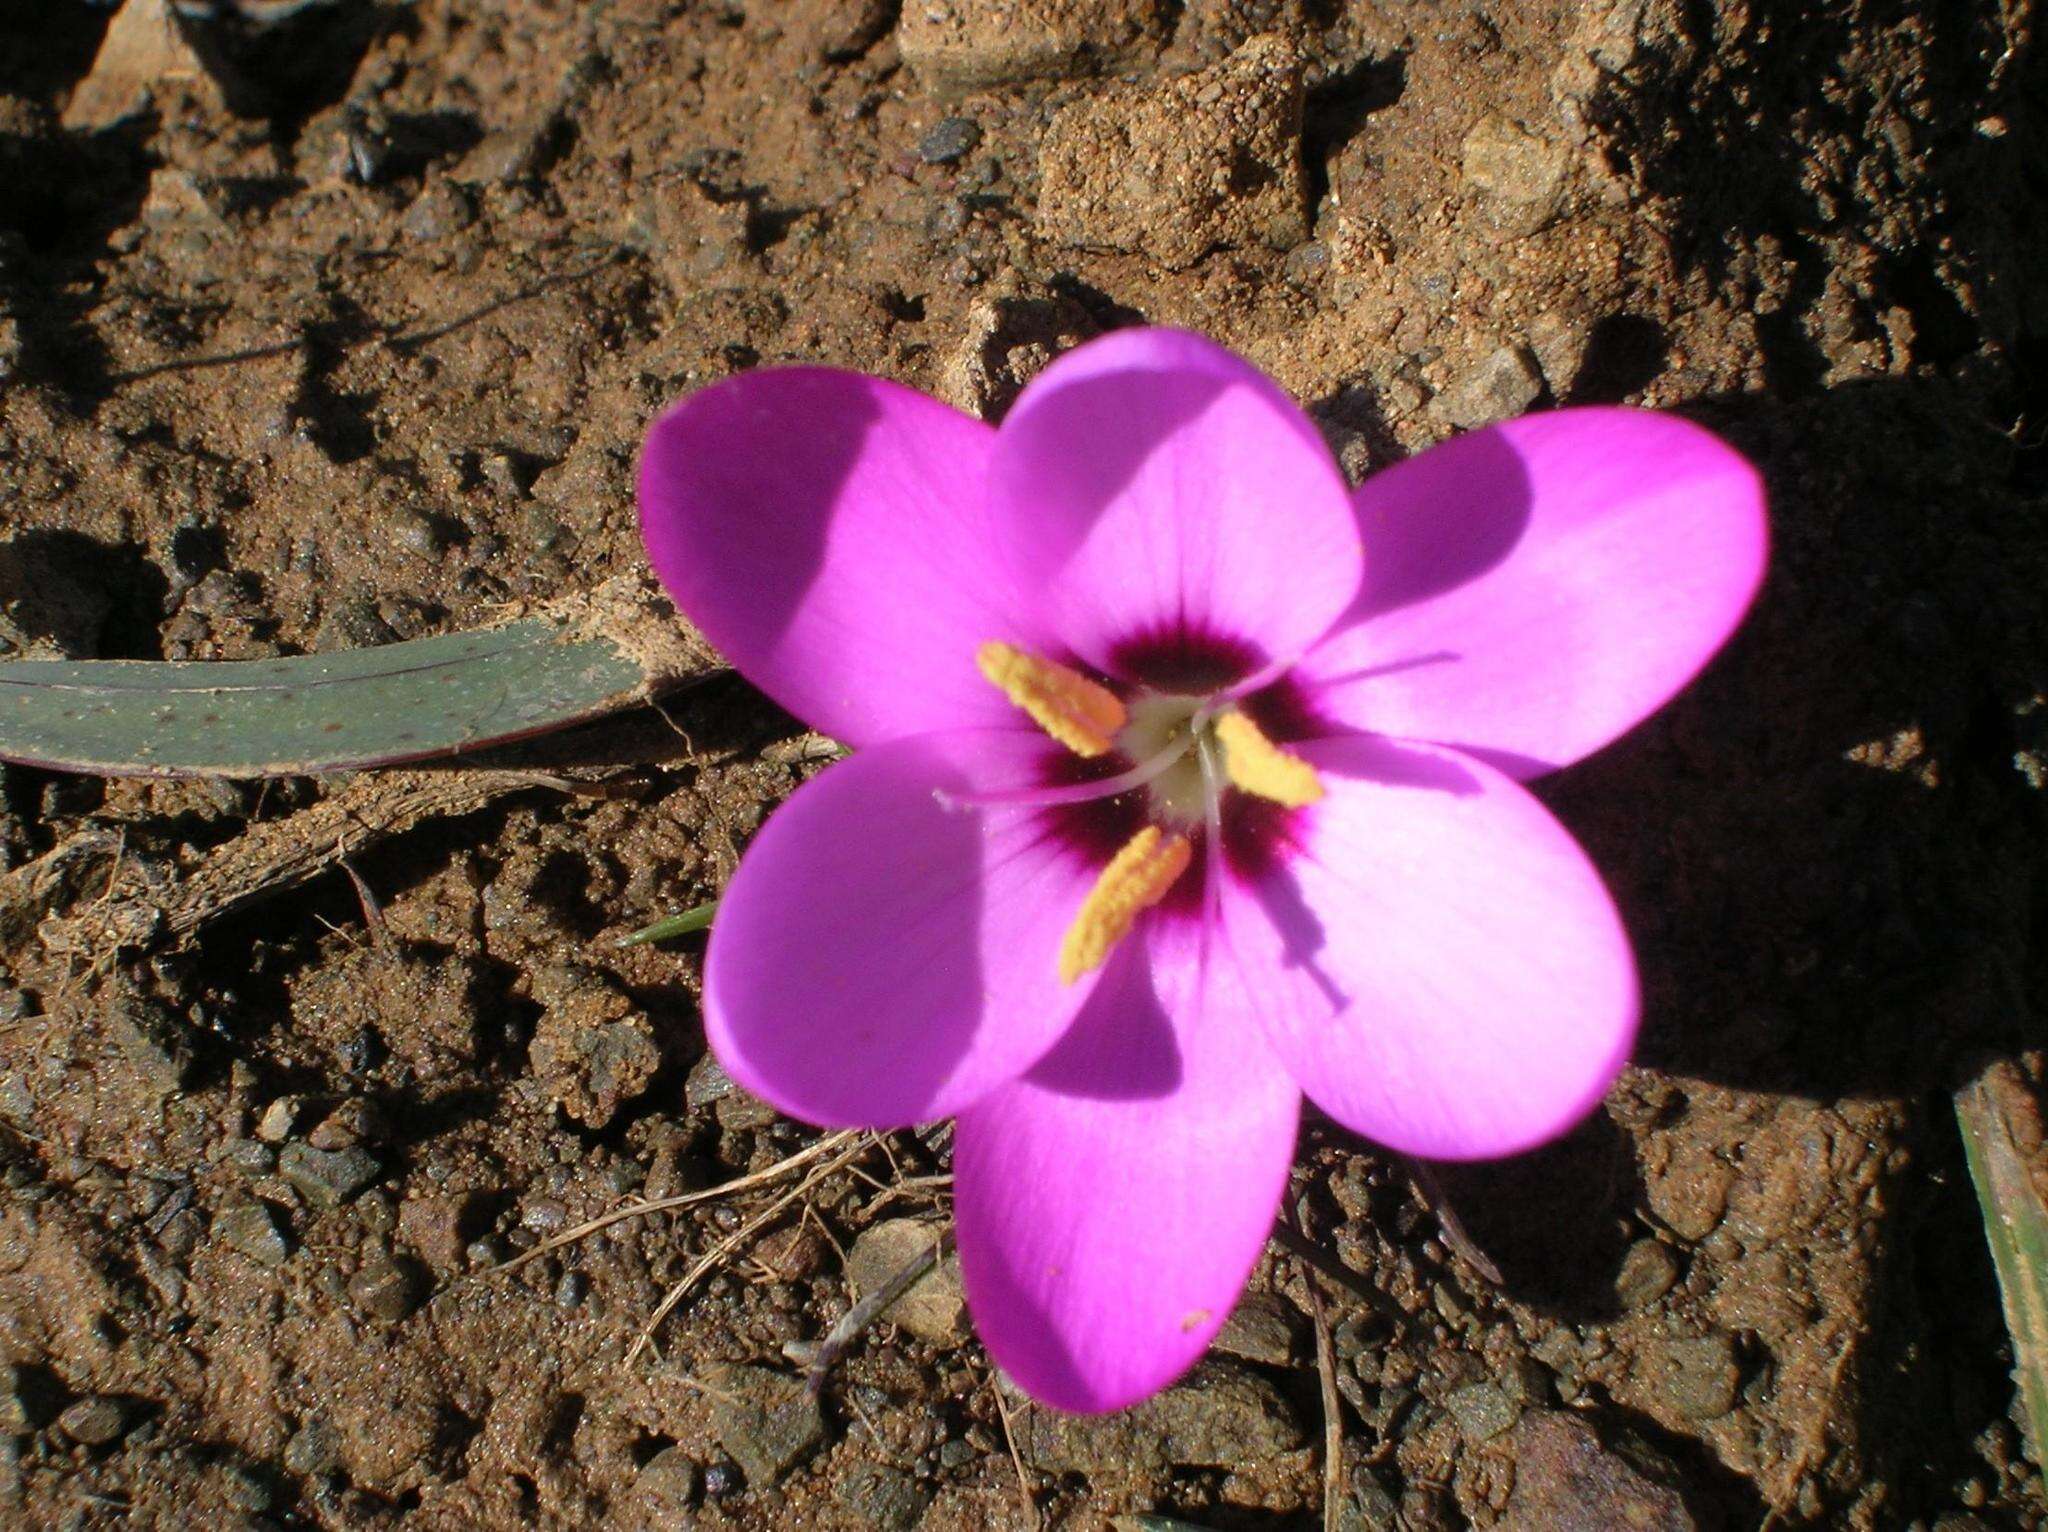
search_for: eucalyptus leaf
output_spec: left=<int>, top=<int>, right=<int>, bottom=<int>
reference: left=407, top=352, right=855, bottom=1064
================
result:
left=0, top=578, right=715, bottom=779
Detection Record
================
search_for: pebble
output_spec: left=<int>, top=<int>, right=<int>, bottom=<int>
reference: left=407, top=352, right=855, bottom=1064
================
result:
left=0, top=1362, right=34, bottom=1434
left=55, top=1396, right=127, bottom=1447
left=223, top=1138, right=276, bottom=1177
left=702, top=1458, right=742, bottom=1499
left=279, top=1143, right=383, bottom=1209
left=553, top=1270, right=587, bottom=1310
left=845, top=1219, right=967, bottom=1343
left=1446, top=1381, right=1522, bottom=1442
left=705, top=1363, right=827, bottom=1488
left=835, top=1461, right=930, bottom=1531
left=917, top=117, right=981, bottom=164
left=1213, top=1292, right=1300, bottom=1366
left=283, top=1416, right=340, bottom=1476
left=1615, top=1238, right=1682, bottom=1309
left=253, top=1098, right=299, bottom=1144
left=519, top=1198, right=569, bottom=1235
left=216, top=1199, right=291, bottom=1268
left=1433, top=344, right=1544, bottom=429
left=625, top=1445, right=700, bottom=1516
left=346, top=1254, right=422, bottom=1323
left=683, top=1053, right=737, bottom=1109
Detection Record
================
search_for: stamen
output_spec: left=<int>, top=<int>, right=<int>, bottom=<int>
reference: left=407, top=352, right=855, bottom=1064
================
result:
left=1059, top=826, right=1192, bottom=984
left=977, top=642, right=1127, bottom=757
left=1214, top=711, right=1323, bottom=808
left=934, top=731, right=1195, bottom=812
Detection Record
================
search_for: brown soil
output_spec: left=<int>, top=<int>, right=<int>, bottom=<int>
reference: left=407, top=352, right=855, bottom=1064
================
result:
left=1, top=1, right=2045, bottom=1527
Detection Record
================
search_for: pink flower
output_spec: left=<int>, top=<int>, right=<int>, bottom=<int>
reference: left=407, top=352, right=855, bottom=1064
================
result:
left=637, top=328, right=1766, bottom=1412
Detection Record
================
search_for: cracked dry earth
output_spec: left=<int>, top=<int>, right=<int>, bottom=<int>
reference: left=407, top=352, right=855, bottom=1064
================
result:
left=0, top=0, right=2045, bottom=1527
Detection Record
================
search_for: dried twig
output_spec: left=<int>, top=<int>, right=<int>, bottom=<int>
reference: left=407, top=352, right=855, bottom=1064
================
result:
left=627, top=1132, right=875, bottom=1364
left=793, top=1227, right=953, bottom=1395
left=991, top=1377, right=1041, bottom=1530
left=493, top=1130, right=861, bottom=1277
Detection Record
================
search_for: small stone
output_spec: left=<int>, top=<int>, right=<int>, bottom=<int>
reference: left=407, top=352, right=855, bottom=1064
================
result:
left=625, top=1446, right=701, bottom=1517
left=1461, top=115, right=1571, bottom=237
left=898, top=0, right=1166, bottom=93
left=835, top=1461, right=931, bottom=1532
left=845, top=1219, right=967, bottom=1343
left=1023, top=1360, right=1302, bottom=1473
left=520, top=1197, right=569, bottom=1235
left=398, top=1193, right=480, bottom=1275
left=936, top=1437, right=975, bottom=1468
left=0, top=1362, right=39, bottom=1434
left=1498, top=1411, right=1694, bottom=1531
left=702, top=1458, right=742, bottom=1499
left=308, top=1098, right=389, bottom=1151
left=1433, top=345, right=1544, bottom=429
left=918, top=117, right=982, bottom=164
left=705, top=1364, right=827, bottom=1488
left=1640, top=1332, right=1740, bottom=1421
left=400, top=181, right=475, bottom=240
left=216, top=1199, right=291, bottom=1268
left=283, top=1416, right=340, bottom=1476
left=1213, top=1291, right=1300, bottom=1366
left=279, top=1143, right=382, bottom=1209
left=754, top=1224, right=828, bottom=1282
left=714, top=1087, right=779, bottom=1133
left=253, top=1098, right=299, bottom=1144
left=387, top=508, right=447, bottom=557
left=465, top=1236, right=506, bottom=1269
left=1446, top=1381, right=1522, bottom=1443
left=684, top=1053, right=737, bottom=1109
left=1615, top=1239, right=1681, bottom=1309
left=554, top=1270, right=587, bottom=1310
left=347, top=1254, right=422, bottom=1323
left=55, top=1396, right=127, bottom=1447
left=223, top=1139, right=276, bottom=1177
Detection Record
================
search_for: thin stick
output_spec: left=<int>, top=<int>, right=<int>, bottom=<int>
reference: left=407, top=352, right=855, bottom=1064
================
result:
left=493, top=1130, right=859, bottom=1276
left=1304, top=1255, right=1345, bottom=1532
left=627, top=1133, right=873, bottom=1364
left=800, top=1228, right=953, bottom=1395
left=1403, top=1158, right=1504, bottom=1286
left=990, top=1377, right=1040, bottom=1530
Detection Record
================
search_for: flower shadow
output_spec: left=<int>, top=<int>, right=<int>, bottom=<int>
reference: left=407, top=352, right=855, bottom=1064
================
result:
left=1023, top=938, right=1182, bottom=1103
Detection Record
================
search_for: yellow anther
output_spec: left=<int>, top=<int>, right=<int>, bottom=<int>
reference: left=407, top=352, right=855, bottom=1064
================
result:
left=976, top=641, right=1127, bottom=758
left=1214, top=711, right=1324, bottom=808
left=1059, top=826, right=1192, bottom=985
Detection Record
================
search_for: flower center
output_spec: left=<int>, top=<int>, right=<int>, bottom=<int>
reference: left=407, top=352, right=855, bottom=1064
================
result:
left=970, top=642, right=1325, bottom=983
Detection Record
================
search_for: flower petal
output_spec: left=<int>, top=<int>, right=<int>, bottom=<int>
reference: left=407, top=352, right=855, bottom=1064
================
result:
left=705, top=730, right=1104, bottom=1128
left=954, top=922, right=1300, bottom=1412
left=1293, top=408, right=1767, bottom=777
left=639, top=368, right=1050, bottom=747
left=987, top=329, right=1362, bottom=685
left=1221, top=735, right=1637, bottom=1160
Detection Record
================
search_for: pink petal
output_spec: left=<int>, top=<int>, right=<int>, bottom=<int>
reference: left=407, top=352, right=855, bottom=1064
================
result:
left=1222, top=735, right=1637, bottom=1160
left=704, top=730, right=1103, bottom=1128
left=1293, top=408, right=1767, bottom=777
left=954, top=923, right=1300, bottom=1413
left=987, top=329, right=1362, bottom=685
left=639, top=368, right=1051, bottom=747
